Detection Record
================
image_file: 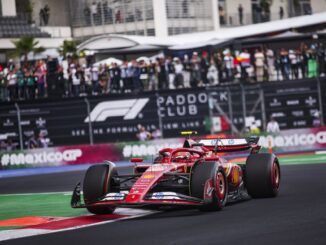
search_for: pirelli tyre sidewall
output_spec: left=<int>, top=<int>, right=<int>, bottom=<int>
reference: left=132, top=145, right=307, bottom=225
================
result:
left=83, top=161, right=117, bottom=214
left=190, top=161, right=228, bottom=211
left=245, top=153, right=281, bottom=198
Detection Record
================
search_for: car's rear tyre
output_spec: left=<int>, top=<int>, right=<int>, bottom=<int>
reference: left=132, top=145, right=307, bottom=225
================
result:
left=83, top=161, right=118, bottom=214
left=245, top=153, right=280, bottom=198
left=190, top=161, right=228, bottom=211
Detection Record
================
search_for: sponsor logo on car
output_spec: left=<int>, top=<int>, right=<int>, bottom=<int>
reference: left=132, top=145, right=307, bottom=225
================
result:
left=142, top=174, right=155, bottom=179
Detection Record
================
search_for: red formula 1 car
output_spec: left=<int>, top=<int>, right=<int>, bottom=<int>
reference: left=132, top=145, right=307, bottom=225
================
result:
left=71, top=133, right=281, bottom=214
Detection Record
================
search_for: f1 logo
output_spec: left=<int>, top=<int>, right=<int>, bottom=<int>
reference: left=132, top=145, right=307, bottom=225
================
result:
left=84, top=98, right=149, bottom=123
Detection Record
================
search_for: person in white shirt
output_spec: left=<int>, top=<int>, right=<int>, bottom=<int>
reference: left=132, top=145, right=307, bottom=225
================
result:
left=266, top=116, right=280, bottom=133
left=173, top=57, right=184, bottom=88
left=7, top=70, right=17, bottom=100
left=207, top=60, right=218, bottom=85
left=255, top=49, right=265, bottom=82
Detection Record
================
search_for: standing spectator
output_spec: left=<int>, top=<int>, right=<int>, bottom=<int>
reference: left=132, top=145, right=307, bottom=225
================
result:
left=214, top=52, right=224, bottom=83
left=91, top=1, right=98, bottom=25
left=266, top=116, right=280, bottom=133
left=288, top=50, right=298, bottom=79
left=28, top=133, right=38, bottom=149
left=139, top=61, right=149, bottom=91
left=207, top=59, right=218, bottom=85
left=183, top=55, right=191, bottom=88
left=151, top=126, right=162, bottom=140
left=6, top=139, right=17, bottom=151
left=99, top=64, right=108, bottom=94
left=279, top=6, right=284, bottom=19
left=25, top=68, right=36, bottom=100
left=256, top=4, right=262, bottom=23
left=7, top=69, right=17, bottom=100
left=166, top=58, right=175, bottom=89
left=173, top=57, right=184, bottom=88
left=84, top=5, right=91, bottom=25
left=307, top=47, right=317, bottom=78
left=238, top=4, right=243, bottom=25
left=280, top=49, right=290, bottom=80
left=0, top=71, right=7, bottom=101
left=120, top=61, right=128, bottom=93
left=191, top=52, right=201, bottom=87
left=301, top=45, right=309, bottom=79
left=70, top=64, right=81, bottom=96
left=39, top=7, right=45, bottom=26
left=0, top=140, right=7, bottom=151
left=132, top=61, right=143, bottom=93
left=239, top=49, right=251, bottom=81
left=115, top=9, right=122, bottom=23
left=83, top=64, right=92, bottom=95
left=136, top=125, right=151, bottom=141
left=219, top=5, right=225, bottom=25
left=255, top=49, right=265, bottom=82
left=7, top=59, right=15, bottom=72
left=158, top=58, right=168, bottom=90
left=200, top=52, right=209, bottom=85
left=91, top=64, right=99, bottom=95
left=295, top=50, right=304, bottom=79
left=182, top=0, right=188, bottom=17
left=43, top=4, right=50, bottom=25
left=148, top=61, right=158, bottom=91
left=96, top=1, right=103, bottom=25
left=274, top=53, right=282, bottom=80
left=37, top=132, right=48, bottom=148
left=34, top=61, right=47, bottom=98
left=126, top=62, right=134, bottom=92
left=223, top=49, right=234, bottom=81
left=109, top=62, right=121, bottom=93
left=103, top=1, right=108, bottom=22
left=266, top=49, right=275, bottom=81
left=16, top=67, right=25, bottom=100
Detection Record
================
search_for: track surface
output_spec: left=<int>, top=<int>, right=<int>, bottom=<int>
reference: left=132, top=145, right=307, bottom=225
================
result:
left=1, top=164, right=326, bottom=245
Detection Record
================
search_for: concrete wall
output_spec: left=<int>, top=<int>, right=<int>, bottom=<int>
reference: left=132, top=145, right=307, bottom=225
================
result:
left=1, top=0, right=16, bottom=16
left=311, top=0, right=326, bottom=14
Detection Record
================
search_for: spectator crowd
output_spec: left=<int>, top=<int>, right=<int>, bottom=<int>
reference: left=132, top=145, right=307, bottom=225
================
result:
left=0, top=42, right=325, bottom=101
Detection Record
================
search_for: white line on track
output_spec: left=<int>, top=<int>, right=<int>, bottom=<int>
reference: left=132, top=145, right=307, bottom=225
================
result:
left=0, top=208, right=156, bottom=242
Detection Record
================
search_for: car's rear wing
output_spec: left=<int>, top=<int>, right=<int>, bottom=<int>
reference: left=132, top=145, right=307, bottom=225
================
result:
left=196, top=136, right=260, bottom=153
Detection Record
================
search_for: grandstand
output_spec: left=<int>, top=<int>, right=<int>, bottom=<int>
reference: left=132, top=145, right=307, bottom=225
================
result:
left=0, top=16, right=50, bottom=38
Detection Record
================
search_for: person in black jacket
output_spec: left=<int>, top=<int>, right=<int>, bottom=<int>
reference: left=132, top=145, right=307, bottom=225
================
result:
left=109, top=62, right=121, bottom=93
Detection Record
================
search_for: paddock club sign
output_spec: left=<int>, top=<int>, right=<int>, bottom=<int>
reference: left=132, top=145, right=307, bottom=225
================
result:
left=0, top=89, right=213, bottom=146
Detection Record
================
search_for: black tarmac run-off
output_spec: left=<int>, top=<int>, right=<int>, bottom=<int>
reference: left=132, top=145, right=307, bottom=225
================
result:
left=1, top=164, right=326, bottom=245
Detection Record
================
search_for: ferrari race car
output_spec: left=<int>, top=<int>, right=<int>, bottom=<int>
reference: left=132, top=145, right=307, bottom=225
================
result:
left=71, top=133, right=280, bottom=214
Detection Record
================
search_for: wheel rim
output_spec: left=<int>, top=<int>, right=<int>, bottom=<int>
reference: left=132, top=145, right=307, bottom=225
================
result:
left=215, top=172, right=226, bottom=200
left=272, top=162, right=280, bottom=190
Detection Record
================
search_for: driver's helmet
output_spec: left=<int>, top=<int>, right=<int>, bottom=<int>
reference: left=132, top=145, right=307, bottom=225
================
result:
left=173, top=151, right=191, bottom=162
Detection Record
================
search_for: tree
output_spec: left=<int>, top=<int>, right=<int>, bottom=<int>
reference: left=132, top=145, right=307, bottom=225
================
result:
left=11, top=36, right=45, bottom=63
left=59, top=40, right=78, bottom=59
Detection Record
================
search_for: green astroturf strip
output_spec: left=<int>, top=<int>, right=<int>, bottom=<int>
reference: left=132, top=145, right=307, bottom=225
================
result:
left=235, top=154, right=326, bottom=165
left=279, top=154, right=326, bottom=165
left=0, top=193, right=87, bottom=221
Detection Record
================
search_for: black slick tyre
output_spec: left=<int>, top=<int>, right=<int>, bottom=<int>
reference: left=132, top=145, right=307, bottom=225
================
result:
left=245, top=153, right=280, bottom=198
left=83, top=162, right=118, bottom=214
left=190, top=161, right=228, bottom=211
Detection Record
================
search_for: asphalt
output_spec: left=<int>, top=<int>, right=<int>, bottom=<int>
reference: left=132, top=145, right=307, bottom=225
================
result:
left=1, top=163, right=326, bottom=245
